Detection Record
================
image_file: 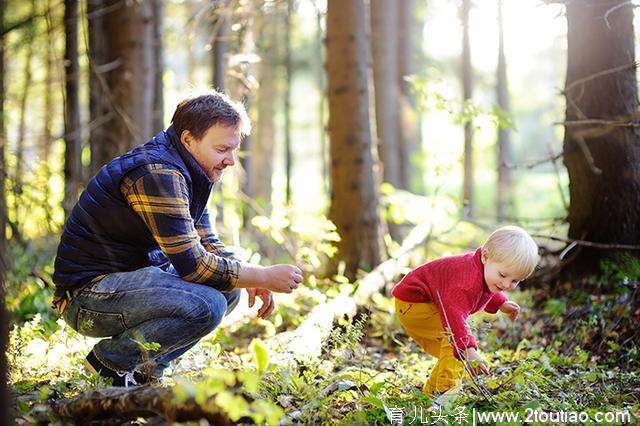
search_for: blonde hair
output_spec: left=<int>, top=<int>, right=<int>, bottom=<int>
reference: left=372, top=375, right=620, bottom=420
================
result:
left=483, top=226, right=539, bottom=279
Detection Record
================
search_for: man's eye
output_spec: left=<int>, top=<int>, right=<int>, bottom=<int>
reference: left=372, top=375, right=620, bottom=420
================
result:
left=499, top=273, right=506, bottom=278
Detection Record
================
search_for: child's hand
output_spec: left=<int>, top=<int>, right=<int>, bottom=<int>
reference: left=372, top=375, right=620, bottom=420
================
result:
left=499, top=301, right=520, bottom=320
left=463, top=348, right=489, bottom=375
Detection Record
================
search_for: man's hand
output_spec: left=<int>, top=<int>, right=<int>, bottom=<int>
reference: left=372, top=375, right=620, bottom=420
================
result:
left=463, top=347, right=489, bottom=375
left=261, top=264, right=303, bottom=293
left=237, top=264, right=303, bottom=293
left=247, top=288, right=275, bottom=319
left=499, top=301, right=520, bottom=320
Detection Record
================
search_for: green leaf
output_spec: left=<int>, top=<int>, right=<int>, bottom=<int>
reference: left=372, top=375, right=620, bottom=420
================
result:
left=250, top=338, right=269, bottom=375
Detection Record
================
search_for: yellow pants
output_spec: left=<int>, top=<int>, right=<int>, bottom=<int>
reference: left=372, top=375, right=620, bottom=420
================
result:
left=394, top=298, right=465, bottom=395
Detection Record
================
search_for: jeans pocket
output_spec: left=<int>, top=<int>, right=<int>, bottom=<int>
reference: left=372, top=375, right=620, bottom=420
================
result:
left=77, top=307, right=127, bottom=337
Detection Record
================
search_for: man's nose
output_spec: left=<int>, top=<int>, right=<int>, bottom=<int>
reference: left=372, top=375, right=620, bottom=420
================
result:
left=225, top=151, right=235, bottom=166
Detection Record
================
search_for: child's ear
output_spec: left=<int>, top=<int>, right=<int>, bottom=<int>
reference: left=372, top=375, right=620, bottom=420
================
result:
left=481, top=249, right=489, bottom=264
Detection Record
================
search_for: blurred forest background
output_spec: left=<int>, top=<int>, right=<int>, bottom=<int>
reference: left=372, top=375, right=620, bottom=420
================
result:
left=1, top=0, right=639, bottom=424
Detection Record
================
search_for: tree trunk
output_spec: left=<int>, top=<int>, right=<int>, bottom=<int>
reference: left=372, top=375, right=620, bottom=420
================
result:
left=396, top=0, right=420, bottom=192
left=14, top=1, right=35, bottom=218
left=101, top=0, right=153, bottom=154
left=461, top=0, right=473, bottom=218
left=496, top=0, right=512, bottom=222
left=0, top=286, right=9, bottom=426
left=151, top=0, right=164, bottom=133
left=253, top=8, right=278, bottom=206
left=562, top=0, right=640, bottom=279
left=0, top=0, right=9, bottom=421
left=315, top=2, right=329, bottom=195
left=212, top=7, right=227, bottom=92
left=370, top=0, right=400, bottom=189
left=64, top=0, right=82, bottom=218
left=284, top=0, right=293, bottom=204
left=0, top=0, right=5, bottom=264
left=326, top=0, right=384, bottom=279
left=228, top=5, right=256, bottom=226
left=87, top=0, right=112, bottom=176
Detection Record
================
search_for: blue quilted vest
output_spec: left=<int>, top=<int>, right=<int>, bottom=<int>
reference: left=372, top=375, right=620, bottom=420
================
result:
left=53, top=126, right=213, bottom=295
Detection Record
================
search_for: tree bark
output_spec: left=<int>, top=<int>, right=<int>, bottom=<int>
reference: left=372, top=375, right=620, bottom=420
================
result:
left=100, top=0, right=153, bottom=158
left=370, top=0, right=400, bottom=189
left=42, top=386, right=241, bottom=424
left=151, top=0, right=164, bottom=133
left=63, top=0, right=82, bottom=218
left=562, top=0, right=640, bottom=279
left=87, top=0, right=112, bottom=176
left=253, top=7, right=278, bottom=206
left=212, top=6, right=227, bottom=92
left=0, top=0, right=10, bottom=419
left=396, top=0, right=420, bottom=193
left=14, top=1, right=35, bottom=217
left=496, top=0, right=513, bottom=222
left=284, top=0, right=293, bottom=204
left=326, top=0, right=384, bottom=279
left=315, top=2, right=329, bottom=195
left=461, top=0, right=474, bottom=218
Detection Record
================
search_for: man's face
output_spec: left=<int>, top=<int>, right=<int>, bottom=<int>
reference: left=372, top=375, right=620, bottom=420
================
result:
left=181, top=124, right=241, bottom=183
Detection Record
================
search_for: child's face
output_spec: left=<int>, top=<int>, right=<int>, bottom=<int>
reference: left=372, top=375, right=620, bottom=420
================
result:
left=481, top=251, right=525, bottom=293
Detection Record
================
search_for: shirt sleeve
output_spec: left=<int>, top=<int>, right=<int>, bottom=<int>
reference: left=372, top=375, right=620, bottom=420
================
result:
left=484, top=292, right=508, bottom=314
left=432, top=288, right=478, bottom=360
left=195, top=209, right=240, bottom=260
left=121, top=165, right=241, bottom=291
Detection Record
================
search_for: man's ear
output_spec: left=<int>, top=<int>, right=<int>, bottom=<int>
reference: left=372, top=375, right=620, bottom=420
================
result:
left=180, top=130, right=194, bottom=147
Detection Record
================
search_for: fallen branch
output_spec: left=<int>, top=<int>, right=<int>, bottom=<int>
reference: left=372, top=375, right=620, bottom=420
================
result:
left=37, top=385, right=240, bottom=424
left=354, top=221, right=433, bottom=305
left=267, top=221, right=433, bottom=368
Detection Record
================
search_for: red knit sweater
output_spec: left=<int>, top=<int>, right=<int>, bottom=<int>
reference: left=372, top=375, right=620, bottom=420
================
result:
left=391, top=248, right=508, bottom=359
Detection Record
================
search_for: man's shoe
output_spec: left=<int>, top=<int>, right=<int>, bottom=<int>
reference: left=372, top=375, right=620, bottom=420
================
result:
left=85, top=350, right=145, bottom=387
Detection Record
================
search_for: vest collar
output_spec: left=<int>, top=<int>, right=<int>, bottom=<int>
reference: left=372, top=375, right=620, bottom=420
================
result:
left=166, top=125, right=214, bottom=190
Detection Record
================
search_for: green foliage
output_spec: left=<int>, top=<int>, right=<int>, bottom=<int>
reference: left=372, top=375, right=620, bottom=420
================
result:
left=173, top=368, right=283, bottom=425
left=408, top=74, right=515, bottom=130
left=249, top=338, right=269, bottom=375
left=599, top=254, right=640, bottom=289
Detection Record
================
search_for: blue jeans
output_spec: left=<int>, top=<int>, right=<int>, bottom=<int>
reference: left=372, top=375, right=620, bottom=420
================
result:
left=62, top=266, right=241, bottom=374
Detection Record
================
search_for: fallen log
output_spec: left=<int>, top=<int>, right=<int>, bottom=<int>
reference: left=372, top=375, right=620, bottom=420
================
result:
left=354, top=221, right=432, bottom=305
left=267, top=221, right=432, bottom=368
left=36, top=385, right=239, bottom=424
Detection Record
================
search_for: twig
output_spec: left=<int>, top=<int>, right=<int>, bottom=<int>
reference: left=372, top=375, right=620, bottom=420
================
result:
left=604, top=1, right=633, bottom=29
left=565, top=61, right=638, bottom=93
left=530, top=234, right=640, bottom=250
left=434, top=290, right=495, bottom=406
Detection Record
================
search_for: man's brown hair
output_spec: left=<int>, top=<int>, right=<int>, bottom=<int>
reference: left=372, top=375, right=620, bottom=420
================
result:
left=170, top=90, right=251, bottom=140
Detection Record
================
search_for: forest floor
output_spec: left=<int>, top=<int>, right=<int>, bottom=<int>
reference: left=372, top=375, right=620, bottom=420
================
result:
left=7, top=278, right=640, bottom=425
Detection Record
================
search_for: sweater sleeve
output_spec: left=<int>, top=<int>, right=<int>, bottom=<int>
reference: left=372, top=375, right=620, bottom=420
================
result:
left=432, top=289, right=477, bottom=359
left=484, top=292, right=508, bottom=314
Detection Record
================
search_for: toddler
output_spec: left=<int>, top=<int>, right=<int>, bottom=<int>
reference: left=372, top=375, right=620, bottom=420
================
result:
left=392, top=226, right=539, bottom=395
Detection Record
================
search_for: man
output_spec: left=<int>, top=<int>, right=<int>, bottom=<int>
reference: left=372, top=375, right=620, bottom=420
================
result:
left=53, top=91, right=302, bottom=386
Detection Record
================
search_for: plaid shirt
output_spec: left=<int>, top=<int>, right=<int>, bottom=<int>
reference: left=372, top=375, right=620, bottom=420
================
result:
left=120, top=163, right=241, bottom=291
